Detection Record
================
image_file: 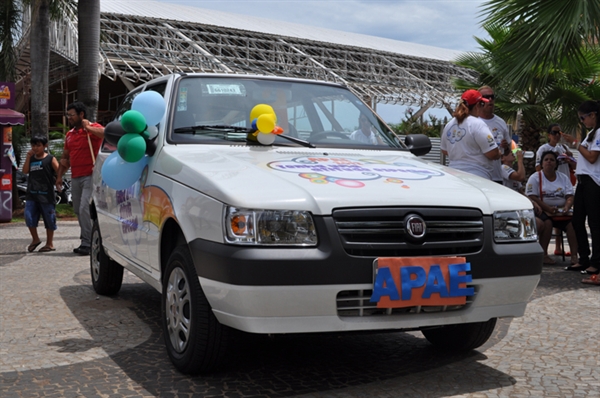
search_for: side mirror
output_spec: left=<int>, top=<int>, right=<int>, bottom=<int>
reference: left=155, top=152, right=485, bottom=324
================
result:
left=405, top=134, right=432, bottom=156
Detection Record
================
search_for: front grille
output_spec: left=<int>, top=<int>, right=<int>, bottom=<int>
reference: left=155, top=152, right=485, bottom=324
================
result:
left=336, top=289, right=475, bottom=317
left=333, top=207, right=484, bottom=257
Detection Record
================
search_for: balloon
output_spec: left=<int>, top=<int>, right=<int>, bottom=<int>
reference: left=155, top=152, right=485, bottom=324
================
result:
left=132, top=91, right=166, bottom=126
left=118, top=133, right=147, bottom=163
left=104, top=120, right=127, bottom=147
left=250, top=104, right=275, bottom=122
left=101, top=152, right=148, bottom=190
left=145, top=138, right=157, bottom=157
left=257, top=133, right=276, bottom=145
left=121, top=110, right=147, bottom=134
left=144, top=125, right=159, bottom=140
left=256, top=113, right=276, bottom=133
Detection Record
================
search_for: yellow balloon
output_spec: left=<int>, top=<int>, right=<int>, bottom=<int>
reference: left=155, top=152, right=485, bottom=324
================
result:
left=250, top=104, right=275, bottom=122
left=257, top=113, right=276, bottom=133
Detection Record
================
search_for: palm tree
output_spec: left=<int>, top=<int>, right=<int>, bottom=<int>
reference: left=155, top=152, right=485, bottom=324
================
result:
left=0, top=1, right=20, bottom=82
left=453, top=22, right=600, bottom=175
left=480, top=0, right=600, bottom=90
left=77, top=0, right=100, bottom=121
left=28, top=0, right=51, bottom=139
left=23, top=0, right=76, bottom=139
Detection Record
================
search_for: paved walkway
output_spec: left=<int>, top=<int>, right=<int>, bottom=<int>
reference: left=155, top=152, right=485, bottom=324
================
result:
left=1, top=221, right=599, bottom=397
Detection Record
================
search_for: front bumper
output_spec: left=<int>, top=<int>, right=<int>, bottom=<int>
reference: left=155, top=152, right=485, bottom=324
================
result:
left=188, top=216, right=542, bottom=334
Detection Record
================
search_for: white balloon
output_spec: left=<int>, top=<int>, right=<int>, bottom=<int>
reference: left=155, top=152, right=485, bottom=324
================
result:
left=145, top=125, right=159, bottom=140
left=257, top=133, right=276, bottom=145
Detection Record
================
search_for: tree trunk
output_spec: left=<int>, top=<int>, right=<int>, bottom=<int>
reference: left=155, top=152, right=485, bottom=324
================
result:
left=519, top=121, right=542, bottom=179
left=77, top=0, right=100, bottom=122
left=30, top=0, right=50, bottom=140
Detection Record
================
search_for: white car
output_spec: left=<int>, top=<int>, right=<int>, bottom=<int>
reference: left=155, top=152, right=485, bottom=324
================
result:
left=91, top=73, right=543, bottom=374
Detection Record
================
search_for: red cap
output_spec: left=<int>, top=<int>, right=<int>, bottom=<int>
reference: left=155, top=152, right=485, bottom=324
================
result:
left=461, top=89, right=489, bottom=106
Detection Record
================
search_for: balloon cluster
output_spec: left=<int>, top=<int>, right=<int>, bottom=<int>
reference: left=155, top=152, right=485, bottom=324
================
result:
left=101, top=91, right=166, bottom=190
left=250, top=104, right=283, bottom=145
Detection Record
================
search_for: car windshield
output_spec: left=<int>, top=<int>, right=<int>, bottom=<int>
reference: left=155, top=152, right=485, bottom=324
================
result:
left=168, top=76, right=406, bottom=149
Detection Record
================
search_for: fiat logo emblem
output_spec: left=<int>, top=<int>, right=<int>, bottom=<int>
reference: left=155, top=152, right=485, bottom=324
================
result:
left=406, top=215, right=426, bottom=239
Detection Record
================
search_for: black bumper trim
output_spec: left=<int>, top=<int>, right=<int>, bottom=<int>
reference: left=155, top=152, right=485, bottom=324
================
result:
left=189, top=216, right=543, bottom=286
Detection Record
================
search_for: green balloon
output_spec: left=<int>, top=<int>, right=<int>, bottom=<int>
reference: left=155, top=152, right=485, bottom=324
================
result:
left=121, top=110, right=147, bottom=134
left=118, top=133, right=147, bottom=163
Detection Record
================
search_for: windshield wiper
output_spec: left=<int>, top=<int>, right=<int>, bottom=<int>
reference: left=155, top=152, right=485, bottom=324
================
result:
left=276, top=134, right=316, bottom=148
left=174, top=125, right=252, bottom=134
left=174, top=124, right=316, bottom=148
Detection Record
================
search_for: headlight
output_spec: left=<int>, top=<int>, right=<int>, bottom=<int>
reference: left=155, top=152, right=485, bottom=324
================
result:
left=225, top=207, right=318, bottom=246
left=493, top=209, right=537, bottom=242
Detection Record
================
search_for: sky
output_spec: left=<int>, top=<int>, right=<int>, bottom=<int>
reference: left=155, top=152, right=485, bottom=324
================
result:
left=152, top=0, right=491, bottom=122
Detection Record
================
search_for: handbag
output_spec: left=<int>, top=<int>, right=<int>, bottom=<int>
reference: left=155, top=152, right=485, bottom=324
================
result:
left=539, top=171, right=572, bottom=221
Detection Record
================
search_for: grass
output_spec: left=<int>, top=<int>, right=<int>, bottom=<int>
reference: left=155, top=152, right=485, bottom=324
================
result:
left=10, top=203, right=76, bottom=223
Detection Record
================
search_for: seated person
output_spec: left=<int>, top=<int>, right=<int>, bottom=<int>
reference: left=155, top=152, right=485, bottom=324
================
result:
left=502, top=149, right=552, bottom=258
left=349, top=114, right=383, bottom=145
left=526, top=151, right=578, bottom=266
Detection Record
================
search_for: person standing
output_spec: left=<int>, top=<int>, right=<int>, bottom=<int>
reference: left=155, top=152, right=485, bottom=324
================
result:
left=535, top=124, right=576, bottom=178
left=23, top=136, right=60, bottom=252
left=478, top=86, right=511, bottom=184
left=564, top=100, right=600, bottom=282
left=441, top=89, right=500, bottom=180
left=56, top=102, right=104, bottom=255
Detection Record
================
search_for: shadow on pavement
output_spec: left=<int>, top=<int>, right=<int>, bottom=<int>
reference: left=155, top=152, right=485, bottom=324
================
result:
left=46, top=271, right=518, bottom=397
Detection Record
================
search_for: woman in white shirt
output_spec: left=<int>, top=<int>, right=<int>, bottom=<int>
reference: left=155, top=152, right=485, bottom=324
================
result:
left=526, top=151, right=577, bottom=266
left=563, top=100, right=600, bottom=280
left=441, top=89, right=500, bottom=179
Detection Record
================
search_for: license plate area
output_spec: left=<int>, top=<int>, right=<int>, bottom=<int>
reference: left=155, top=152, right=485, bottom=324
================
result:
left=371, top=257, right=474, bottom=309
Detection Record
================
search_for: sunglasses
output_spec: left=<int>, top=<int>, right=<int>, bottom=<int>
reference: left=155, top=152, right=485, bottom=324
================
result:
left=579, top=112, right=593, bottom=122
left=549, top=130, right=561, bottom=135
left=481, top=94, right=495, bottom=100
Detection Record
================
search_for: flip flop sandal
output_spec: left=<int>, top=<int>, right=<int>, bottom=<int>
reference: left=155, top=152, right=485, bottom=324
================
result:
left=27, top=242, right=42, bottom=252
left=543, top=256, right=556, bottom=265
left=38, top=246, right=56, bottom=252
left=581, top=274, right=600, bottom=285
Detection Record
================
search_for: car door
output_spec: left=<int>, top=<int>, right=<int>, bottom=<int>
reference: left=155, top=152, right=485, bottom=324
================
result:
left=100, top=82, right=167, bottom=271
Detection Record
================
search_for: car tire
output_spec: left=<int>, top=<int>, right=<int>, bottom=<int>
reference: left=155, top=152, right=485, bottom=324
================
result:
left=90, top=220, right=123, bottom=295
left=162, top=246, right=230, bottom=374
left=421, top=318, right=497, bottom=352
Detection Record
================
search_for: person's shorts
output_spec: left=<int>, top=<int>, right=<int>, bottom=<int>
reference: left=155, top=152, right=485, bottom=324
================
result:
left=25, top=201, right=57, bottom=231
left=538, top=212, right=571, bottom=230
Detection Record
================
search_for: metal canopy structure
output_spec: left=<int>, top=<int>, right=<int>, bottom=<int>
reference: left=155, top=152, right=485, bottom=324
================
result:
left=15, top=2, right=477, bottom=113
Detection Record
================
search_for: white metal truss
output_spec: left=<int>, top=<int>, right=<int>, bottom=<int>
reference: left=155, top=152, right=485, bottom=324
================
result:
left=16, top=10, right=478, bottom=111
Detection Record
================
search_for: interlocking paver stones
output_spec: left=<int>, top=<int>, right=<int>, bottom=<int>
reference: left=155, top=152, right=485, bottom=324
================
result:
left=1, top=220, right=599, bottom=397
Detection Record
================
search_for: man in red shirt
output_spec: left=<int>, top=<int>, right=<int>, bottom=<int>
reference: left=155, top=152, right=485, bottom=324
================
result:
left=56, top=102, right=104, bottom=255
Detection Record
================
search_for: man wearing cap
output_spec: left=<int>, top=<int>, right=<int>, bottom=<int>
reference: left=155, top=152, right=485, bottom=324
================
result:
left=441, top=89, right=501, bottom=180
left=478, top=86, right=511, bottom=184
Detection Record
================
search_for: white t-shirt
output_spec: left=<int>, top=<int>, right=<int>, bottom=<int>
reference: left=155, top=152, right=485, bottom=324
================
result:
left=480, top=115, right=510, bottom=181
left=535, top=143, right=571, bottom=177
left=575, top=128, right=600, bottom=186
left=526, top=170, right=573, bottom=207
left=349, top=129, right=378, bottom=145
left=441, top=116, right=498, bottom=179
left=501, top=164, right=522, bottom=192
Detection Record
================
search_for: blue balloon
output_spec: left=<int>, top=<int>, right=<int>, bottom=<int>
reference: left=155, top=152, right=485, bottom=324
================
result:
left=132, top=91, right=166, bottom=126
left=101, top=151, right=149, bottom=190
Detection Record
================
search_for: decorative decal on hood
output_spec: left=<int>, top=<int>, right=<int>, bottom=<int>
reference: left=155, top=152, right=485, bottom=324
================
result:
left=268, top=157, right=444, bottom=188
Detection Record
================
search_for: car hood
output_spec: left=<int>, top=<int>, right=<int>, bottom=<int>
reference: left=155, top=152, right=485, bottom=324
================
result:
left=153, top=145, right=531, bottom=215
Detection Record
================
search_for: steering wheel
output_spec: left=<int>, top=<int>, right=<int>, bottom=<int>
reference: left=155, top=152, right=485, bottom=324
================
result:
left=310, top=131, right=349, bottom=141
